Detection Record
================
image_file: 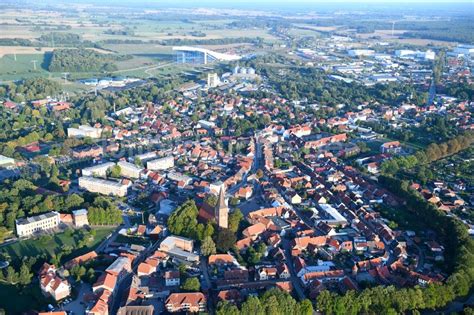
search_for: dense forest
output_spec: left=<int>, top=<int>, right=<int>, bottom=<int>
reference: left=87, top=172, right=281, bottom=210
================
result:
left=48, top=48, right=124, bottom=72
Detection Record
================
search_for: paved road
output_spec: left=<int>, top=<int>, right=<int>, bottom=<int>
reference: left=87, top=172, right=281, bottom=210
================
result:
left=282, top=238, right=306, bottom=301
left=199, top=258, right=212, bottom=290
left=110, top=239, right=162, bottom=313
left=60, top=282, right=90, bottom=315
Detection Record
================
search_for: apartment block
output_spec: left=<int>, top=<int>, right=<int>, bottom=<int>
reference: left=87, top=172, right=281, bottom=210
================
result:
left=118, top=161, right=143, bottom=179
left=82, top=162, right=116, bottom=177
left=68, top=125, right=103, bottom=139
left=147, top=156, right=174, bottom=171
left=79, top=176, right=129, bottom=197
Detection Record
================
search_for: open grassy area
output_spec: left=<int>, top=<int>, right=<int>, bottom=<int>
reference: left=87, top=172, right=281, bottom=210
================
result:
left=1, top=227, right=115, bottom=263
left=0, top=53, right=49, bottom=79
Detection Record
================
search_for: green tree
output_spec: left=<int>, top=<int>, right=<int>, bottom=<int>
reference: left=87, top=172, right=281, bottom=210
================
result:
left=241, top=296, right=264, bottom=315
left=216, top=301, right=240, bottom=315
left=71, top=265, right=87, bottom=281
left=65, top=194, right=84, bottom=210
left=299, top=299, right=314, bottom=315
left=5, top=266, right=18, bottom=284
left=216, top=228, right=237, bottom=253
left=201, top=236, right=216, bottom=256
left=228, top=209, right=243, bottom=233
left=108, top=165, right=122, bottom=178
left=0, top=227, right=9, bottom=243
left=167, top=200, right=199, bottom=239
left=181, top=277, right=200, bottom=292
left=18, top=263, right=33, bottom=286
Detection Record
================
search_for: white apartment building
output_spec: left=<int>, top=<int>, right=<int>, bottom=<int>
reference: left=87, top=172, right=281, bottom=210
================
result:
left=67, top=125, right=103, bottom=139
left=147, top=156, right=174, bottom=171
left=15, top=211, right=60, bottom=237
left=134, top=151, right=158, bottom=162
left=82, top=162, right=116, bottom=177
left=78, top=176, right=129, bottom=197
left=118, top=161, right=143, bottom=179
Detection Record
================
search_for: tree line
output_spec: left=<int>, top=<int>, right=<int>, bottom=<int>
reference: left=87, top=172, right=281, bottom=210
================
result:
left=381, top=131, right=474, bottom=175
left=217, top=288, right=313, bottom=315
left=0, top=32, right=98, bottom=48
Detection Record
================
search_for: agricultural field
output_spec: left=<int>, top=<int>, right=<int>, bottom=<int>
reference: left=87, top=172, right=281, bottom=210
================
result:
left=0, top=8, right=273, bottom=83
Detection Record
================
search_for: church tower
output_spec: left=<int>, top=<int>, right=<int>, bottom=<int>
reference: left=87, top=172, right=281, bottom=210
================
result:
left=215, top=184, right=229, bottom=229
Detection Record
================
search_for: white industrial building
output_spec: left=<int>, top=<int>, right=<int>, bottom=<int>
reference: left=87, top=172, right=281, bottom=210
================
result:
left=348, top=49, right=375, bottom=57
left=395, top=49, right=435, bottom=61
left=451, top=44, right=474, bottom=58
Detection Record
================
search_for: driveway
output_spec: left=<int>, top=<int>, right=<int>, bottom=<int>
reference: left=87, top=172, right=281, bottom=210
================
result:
left=61, top=282, right=91, bottom=315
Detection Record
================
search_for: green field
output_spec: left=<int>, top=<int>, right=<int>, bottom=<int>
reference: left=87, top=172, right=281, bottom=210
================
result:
left=1, top=227, right=115, bottom=263
left=0, top=53, right=51, bottom=80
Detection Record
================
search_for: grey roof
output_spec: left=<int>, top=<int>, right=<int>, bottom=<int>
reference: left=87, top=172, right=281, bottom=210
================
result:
left=15, top=211, right=59, bottom=226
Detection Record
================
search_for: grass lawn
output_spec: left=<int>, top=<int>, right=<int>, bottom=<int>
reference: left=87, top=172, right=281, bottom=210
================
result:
left=1, top=227, right=115, bottom=263
left=0, top=53, right=50, bottom=80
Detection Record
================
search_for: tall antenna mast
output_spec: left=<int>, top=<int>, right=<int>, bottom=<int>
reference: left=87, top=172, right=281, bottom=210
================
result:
left=31, top=60, right=38, bottom=70
left=391, top=21, right=396, bottom=37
